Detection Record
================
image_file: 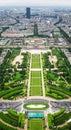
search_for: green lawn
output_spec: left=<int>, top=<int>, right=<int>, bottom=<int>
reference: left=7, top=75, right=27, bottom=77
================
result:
left=13, top=72, right=21, bottom=81
left=30, top=78, right=42, bottom=85
left=30, top=71, right=42, bottom=96
left=24, top=102, right=49, bottom=110
left=30, top=86, right=42, bottom=96
left=28, top=118, right=45, bottom=130
left=31, top=54, right=41, bottom=68
left=31, top=71, right=41, bottom=77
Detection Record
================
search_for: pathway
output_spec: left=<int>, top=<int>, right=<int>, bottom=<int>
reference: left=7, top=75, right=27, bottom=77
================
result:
left=24, top=119, right=28, bottom=130
left=27, top=53, right=32, bottom=97
left=40, top=53, right=45, bottom=97
left=44, top=111, right=49, bottom=130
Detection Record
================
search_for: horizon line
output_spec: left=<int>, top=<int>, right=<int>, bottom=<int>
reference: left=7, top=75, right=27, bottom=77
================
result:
left=0, top=5, right=71, bottom=7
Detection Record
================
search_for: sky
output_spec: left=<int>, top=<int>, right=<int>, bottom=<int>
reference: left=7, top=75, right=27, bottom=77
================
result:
left=0, top=0, right=71, bottom=6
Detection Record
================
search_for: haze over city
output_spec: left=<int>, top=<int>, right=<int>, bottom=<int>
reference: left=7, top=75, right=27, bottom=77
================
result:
left=0, top=0, right=71, bottom=6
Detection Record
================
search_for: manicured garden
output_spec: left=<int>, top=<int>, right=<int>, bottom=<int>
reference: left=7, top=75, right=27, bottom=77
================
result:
left=48, top=108, right=71, bottom=130
left=0, top=84, right=27, bottom=99
left=30, top=71, right=42, bottom=96
left=28, top=118, right=45, bottom=130
left=31, top=54, right=41, bottom=68
left=0, top=49, right=30, bottom=99
left=0, top=109, right=25, bottom=129
left=42, top=48, right=71, bottom=99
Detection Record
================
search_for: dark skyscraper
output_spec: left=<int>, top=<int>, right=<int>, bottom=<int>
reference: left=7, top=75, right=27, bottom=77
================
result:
left=26, top=7, right=30, bottom=19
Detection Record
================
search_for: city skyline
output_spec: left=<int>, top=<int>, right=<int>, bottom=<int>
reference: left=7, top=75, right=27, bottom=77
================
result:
left=0, top=0, right=71, bottom=6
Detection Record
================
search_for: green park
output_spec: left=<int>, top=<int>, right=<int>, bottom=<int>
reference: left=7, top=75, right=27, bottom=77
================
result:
left=0, top=47, right=71, bottom=130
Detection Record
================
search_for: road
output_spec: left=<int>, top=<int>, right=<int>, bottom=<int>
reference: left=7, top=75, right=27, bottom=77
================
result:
left=0, top=96, right=71, bottom=113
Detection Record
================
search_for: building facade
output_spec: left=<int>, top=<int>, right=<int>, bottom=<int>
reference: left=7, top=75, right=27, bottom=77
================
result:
left=26, top=7, right=30, bottom=19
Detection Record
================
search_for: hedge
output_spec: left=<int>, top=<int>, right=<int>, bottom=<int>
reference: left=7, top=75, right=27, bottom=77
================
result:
left=0, top=84, right=24, bottom=98
left=18, top=113, right=25, bottom=128
left=8, top=109, right=19, bottom=120
left=48, top=114, right=54, bottom=129
left=48, top=85, right=71, bottom=97
left=3, top=89, right=22, bottom=99
left=53, top=108, right=65, bottom=118
left=55, top=112, right=71, bottom=125
left=0, top=121, right=17, bottom=130
left=0, top=112, right=18, bottom=127
left=47, top=89, right=68, bottom=99
left=46, top=93, right=63, bottom=99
